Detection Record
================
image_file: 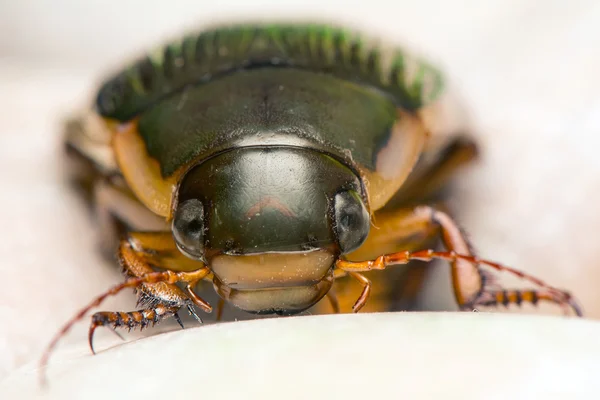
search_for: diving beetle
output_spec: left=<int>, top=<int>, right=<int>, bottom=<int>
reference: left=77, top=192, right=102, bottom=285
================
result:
left=41, top=22, right=582, bottom=376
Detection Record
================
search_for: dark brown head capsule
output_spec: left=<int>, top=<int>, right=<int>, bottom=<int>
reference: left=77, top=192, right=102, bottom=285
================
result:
left=173, top=146, right=370, bottom=315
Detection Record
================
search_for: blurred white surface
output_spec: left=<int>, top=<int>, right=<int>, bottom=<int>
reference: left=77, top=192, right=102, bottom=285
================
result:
left=3, top=313, right=600, bottom=399
left=1, top=0, right=600, bottom=395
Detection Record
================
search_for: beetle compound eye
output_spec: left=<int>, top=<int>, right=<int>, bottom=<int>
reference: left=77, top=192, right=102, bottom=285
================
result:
left=333, top=190, right=370, bottom=254
left=172, top=199, right=205, bottom=260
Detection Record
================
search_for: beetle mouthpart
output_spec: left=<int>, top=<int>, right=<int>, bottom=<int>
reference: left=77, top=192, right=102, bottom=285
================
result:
left=210, top=250, right=335, bottom=290
left=212, top=270, right=334, bottom=315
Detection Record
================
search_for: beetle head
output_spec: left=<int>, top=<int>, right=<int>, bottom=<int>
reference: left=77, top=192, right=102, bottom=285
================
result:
left=172, top=146, right=370, bottom=314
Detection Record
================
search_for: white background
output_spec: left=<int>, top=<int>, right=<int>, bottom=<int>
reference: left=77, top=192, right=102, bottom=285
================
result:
left=1, top=0, right=600, bottom=395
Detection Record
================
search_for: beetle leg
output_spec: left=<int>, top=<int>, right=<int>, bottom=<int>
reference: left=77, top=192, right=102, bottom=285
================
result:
left=346, top=272, right=372, bottom=312
left=64, top=113, right=167, bottom=257
left=63, top=112, right=168, bottom=254
left=127, top=231, right=207, bottom=272
left=383, top=136, right=478, bottom=209
left=63, top=112, right=119, bottom=197
left=120, top=234, right=194, bottom=302
left=88, top=304, right=182, bottom=354
left=123, top=231, right=213, bottom=319
left=88, top=231, right=213, bottom=350
left=336, top=206, right=582, bottom=316
left=183, top=279, right=213, bottom=313
left=120, top=235, right=213, bottom=318
left=323, top=207, right=441, bottom=314
left=108, top=232, right=204, bottom=335
left=39, top=240, right=211, bottom=385
left=471, top=288, right=581, bottom=315
left=215, top=298, right=226, bottom=322
left=346, top=207, right=440, bottom=262
left=326, top=290, right=341, bottom=314
left=330, top=137, right=475, bottom=313
left=94, top=179, right=168, bottom=256
left=173, top=312, right=185, bottom=328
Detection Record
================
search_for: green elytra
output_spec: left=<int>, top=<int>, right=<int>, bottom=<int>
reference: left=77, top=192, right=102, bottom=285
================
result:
left=96, top=23, right=444, bottom=177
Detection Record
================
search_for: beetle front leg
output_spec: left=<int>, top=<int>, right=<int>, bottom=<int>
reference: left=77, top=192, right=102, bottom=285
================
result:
left=336, top=206, right=582, bottom=316
left=126, top=231, right=206, bottom=272
left=86, top=234, right=211, bottom=353
left=88, top=304, right=182, bottom=354
left=117, top=234, right=213, bottom=317
left=89, top=237, right=214, bottom=352
left=384, top=136, right=478, bottom=208
left=39, top=237, right=213, bottom=385
left=39, top=260, right=210, bottom=385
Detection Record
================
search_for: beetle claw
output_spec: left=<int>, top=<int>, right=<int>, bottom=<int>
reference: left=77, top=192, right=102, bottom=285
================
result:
left=187, top=305, right=203, bottom=324
left=563, top=292, right=583, bottom=317
left=173, top=312, right=185, bottom=329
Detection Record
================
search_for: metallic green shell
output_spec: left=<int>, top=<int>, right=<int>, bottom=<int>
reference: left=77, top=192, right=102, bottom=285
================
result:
left=96, top=23, right=444, bottom=120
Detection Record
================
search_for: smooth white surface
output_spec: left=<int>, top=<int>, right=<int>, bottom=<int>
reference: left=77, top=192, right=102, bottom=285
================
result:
left=1, top=0, right=600, bottom=395
left=3, top=313, right=600, bottom=399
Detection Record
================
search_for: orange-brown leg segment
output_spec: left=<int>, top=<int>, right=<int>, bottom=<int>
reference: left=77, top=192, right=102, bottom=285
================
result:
left=39, top=240, right=211, bottom=385
left=122, top=231, right=214, bottom=317
left=336, top=206, right=582, bottom=316
left=324, top=206, right=441, bottom=314
left=123, top=231, right=212, bottom=322
left=85, top=231, right=207, bottom=351
left=335, top=136, right=476, bottom=313
left=85, top=239, right=212, bottom=351
left=183, top=279, right=212, bottom=314
left=382, top=136, right=478, bottom=209
left=127, top=231, right=206, bottom=272
left=64, top=113, right=168, bottom=257
left=121, top=234, right=196, bottom=310
left=215, top=298, right=226, bottom=322
left=326, top=291, right=340, bottom=314
left=347, top=272, right=372, bottom=313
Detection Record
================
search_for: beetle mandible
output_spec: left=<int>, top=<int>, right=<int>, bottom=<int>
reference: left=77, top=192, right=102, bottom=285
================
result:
left=41, top=22, right=582, bottom=378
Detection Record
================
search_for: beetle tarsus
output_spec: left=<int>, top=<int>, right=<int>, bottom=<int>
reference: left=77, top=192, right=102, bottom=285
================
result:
left=471, top=288, right=582, bottom=317
left=88, top=304, right=181, bottom=353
